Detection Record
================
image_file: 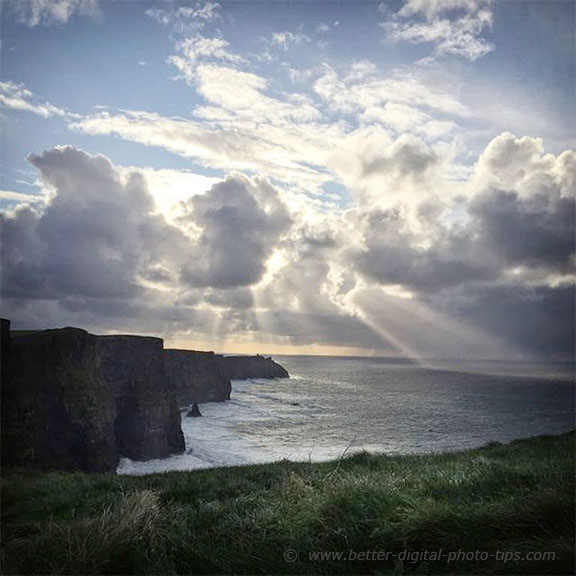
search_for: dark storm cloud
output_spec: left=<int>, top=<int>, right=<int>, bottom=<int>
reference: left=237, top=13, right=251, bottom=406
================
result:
left=361, top=135, right=438, bottom=179
left=428, top=284, right=575, bottom=359
left=1, top=147, right=296, bottom=347
left=203, top=287, right=254, bottom=309
left=1, top=148, right=292, bottom=314
left=1, top=133, right=574, bottom=359
left=180, top=174, right=291, bottom=288
left=352, top=134, right=575, bottom=294
left=469, top=188, right=575, bottom=273
left=1, top=146, right=186, bottom=301
left=352, top=207, right=496, bottom=292
left=249, top=309, right=392, bottom=351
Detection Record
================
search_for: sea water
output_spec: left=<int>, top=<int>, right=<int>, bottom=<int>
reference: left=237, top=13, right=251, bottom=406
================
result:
left=118, top=356, right=575, bottom=475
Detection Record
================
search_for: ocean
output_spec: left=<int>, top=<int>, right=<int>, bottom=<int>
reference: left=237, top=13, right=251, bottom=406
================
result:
left=118, top=356, right=575, bottom=475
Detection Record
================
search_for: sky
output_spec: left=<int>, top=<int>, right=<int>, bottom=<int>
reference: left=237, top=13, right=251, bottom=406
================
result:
left=0, top=0, right=574, bottom=360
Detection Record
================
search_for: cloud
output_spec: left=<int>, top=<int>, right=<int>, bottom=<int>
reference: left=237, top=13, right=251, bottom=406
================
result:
left=9, top=0, right=101, bottom=27
left=1, top=146, right=189, bottom=301
left=193, top=65, right=321, bottom=123
left=168, top=36, right=246, bottom=82
left=351, top=206, right=495, bottom=293
left=470, top=190, right=574, bottom=274
left=203, top=287, right=254, bottom=309
left=1, top=147, right=292, bottom=314
left=0, top=190, right=46, bottom=205
left=433, top=283, right=575, bottom=359
left=349, top=133, right=575, bottom=294
left=179, top=174, right=291, bottom=288
left=317, top=21, right=339, bottom=34
left=313, top=64, right=469, bottom=117
left=383, top=0, right=494, bottom=61
left=468, top=133, right=576, bottom=274
left=69, top=107, right=330, bottom=188
left=68, top=59, right=339, bottom=189
left=0, top=81, right=70, bottom=118
left=361, top=134, right=438, bottom=178
left=0, top=146, right=311, bottom=350
left=270, top=31, right=311, bottom=50
left=328, top=129, right=445, bottom=209
left=146, top=2, right=220, bottom=29
left=69, top=58, right=469, bottom=193
left=474, top=132, right=564, bottom=193
left=2, top=134, right=574, bottom=358
left=174, top=2, right=220, bottom=22
left=116, top=166, right=219, bottom=220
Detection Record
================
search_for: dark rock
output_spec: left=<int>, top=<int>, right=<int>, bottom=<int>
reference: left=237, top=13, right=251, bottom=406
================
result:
left=1, top=318, right=10, bottom=385
left=1, top=327, right=184, bottom=473
left=1, top=318, right=10, bottom=354
left=98, top=336, right=185, bottom=461
left=217, top=354, right=289, bottom=380
left=0, top=319, right=288, bottom=474
left=1, top=328, right=118, bottom=472
left=164, top=349, right=231, bottom=407
left=186, top=403, right=202, bottom=417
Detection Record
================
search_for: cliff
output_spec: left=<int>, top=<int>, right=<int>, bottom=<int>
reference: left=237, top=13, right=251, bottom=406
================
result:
left=0, top=320, right=289, bottom=474
left=1, top=327, right=119, bottom=472
left=164, top=349, right=231, bottom=407
left=1, top=326, right=184, bottom=473
left=217, top=354, right=289, bottom=380
left=97, top=336, right=184, bottom=461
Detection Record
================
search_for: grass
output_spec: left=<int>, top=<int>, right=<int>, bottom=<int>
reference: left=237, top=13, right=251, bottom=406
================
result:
left=1, top=432, right=574, bottom=575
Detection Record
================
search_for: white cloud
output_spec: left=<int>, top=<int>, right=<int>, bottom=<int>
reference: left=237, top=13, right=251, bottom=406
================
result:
left=0, top=81, right=70, bottom=118
left=316, top=21, right=339, bottom=34
left=313, top=65, right=469, bottom=117
left=146, top=2, right=220, bottom=28
left=10, top=0, right=101, bottom=27
left=2, top=147, right=296, bottom=297
left=194, top=65, right=320, bottom=123
left=0, top=190, right=47, bottom=205
left=69, top=107, right=333, bottom=188
left=69, top=59, right=347, bottom=189
left=168, top=36, right=246, bottom=82
left=383, top=0, right=494, bottom=61
left=2, top=146, right=184, bottom=300
left=68, top=55, right=473, bottom=196
left=270, top=31, right=311, bottom=50
left=473, top=132, right=562, bottom=194
left=176, top=2, right=220, bottom=22
left=349, top=132, right=575, bottom=296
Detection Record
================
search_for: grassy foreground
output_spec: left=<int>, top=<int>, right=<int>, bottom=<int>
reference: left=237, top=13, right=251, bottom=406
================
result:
left=1, top=432, right=574, bottom=575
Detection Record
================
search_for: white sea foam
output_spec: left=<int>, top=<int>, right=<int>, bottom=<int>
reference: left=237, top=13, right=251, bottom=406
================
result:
left=118, top=379, right=338, bottom=476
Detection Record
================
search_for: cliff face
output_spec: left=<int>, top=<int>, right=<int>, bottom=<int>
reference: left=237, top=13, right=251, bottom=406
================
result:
left=164, top=349, right=231, bottom=407
left=217, top=355, right=289, bottom=380
left=98, top=336, right=185, bottom=461
left=0, top=319, right=289, bottom=474
left=1, top=328, right=118, bottom=472
left=1, top=318, right=10, bottom=384
left=1, top=327, right=184, bottom=473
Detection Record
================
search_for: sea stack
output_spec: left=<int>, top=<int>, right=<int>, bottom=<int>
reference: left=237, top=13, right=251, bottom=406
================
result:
left=186, top=403, right=203, bottom=417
